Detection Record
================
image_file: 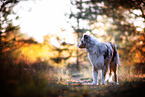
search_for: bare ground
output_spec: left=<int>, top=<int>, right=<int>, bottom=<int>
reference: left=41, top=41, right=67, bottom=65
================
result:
left=62, top=78, right=145, bottom=97
left=60, top=73, right=145, bottom=97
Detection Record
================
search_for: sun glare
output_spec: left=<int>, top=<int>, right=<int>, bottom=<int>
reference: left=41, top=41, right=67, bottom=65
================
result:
left=13, top=0, right=73, bottom=43
left=12, top=0, right=145, bottom=44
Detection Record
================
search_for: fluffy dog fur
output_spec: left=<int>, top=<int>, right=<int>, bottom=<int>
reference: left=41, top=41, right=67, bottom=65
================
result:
left=78, top=34, right=120, bottom=85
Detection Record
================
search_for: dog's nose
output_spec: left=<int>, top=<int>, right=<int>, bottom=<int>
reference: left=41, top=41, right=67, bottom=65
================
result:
left=78, top=43, right=86, bottom=48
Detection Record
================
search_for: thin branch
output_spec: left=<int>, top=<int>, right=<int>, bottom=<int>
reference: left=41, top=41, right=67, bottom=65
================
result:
left=139, top=3, right=145, bottom=20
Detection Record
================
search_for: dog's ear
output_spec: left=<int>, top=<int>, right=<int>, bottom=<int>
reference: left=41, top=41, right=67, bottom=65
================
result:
left=84, top=35, right=88, bottom=39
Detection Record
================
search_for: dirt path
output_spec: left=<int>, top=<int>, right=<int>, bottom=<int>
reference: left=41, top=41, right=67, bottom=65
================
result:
left=63, top=80, right=145, bottom=97
left=62, top=74, right=145, bottom=97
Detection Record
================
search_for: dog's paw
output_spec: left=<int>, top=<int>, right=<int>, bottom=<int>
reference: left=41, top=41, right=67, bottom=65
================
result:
left=92, top=83, right=98, bottom=85
left=115, top=82, right=119, bottom=85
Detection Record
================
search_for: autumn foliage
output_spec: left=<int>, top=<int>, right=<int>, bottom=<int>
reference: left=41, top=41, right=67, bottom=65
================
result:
left=0, top=0, right=145, bottom=97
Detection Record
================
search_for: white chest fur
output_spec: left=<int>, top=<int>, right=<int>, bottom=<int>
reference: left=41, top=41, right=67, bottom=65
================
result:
left=88, top=53, right=104, bottom=69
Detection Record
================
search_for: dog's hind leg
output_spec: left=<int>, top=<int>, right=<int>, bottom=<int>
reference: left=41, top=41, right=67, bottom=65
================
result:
left=108, top=64, right=113, bottom=83
left=113, top=63, right=119, bottom=85
left=92, top=66, right=98, bottom=85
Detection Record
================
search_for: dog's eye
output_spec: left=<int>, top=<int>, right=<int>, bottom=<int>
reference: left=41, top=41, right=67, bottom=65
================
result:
left=84, top=35, right=88, bottom=39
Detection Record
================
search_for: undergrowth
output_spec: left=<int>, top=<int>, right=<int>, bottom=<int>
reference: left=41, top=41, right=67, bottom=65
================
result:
left=1, top=52, right=144, bottom=97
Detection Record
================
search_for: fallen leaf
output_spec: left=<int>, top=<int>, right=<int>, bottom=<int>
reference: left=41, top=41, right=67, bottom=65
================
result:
left=78, top=83, right=82, bottom=86
left=96, top=91, right=99, bottom=94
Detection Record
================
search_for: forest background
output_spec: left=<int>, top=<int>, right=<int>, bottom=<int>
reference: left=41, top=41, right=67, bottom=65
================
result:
left=0, top=0, right=145, bottom=97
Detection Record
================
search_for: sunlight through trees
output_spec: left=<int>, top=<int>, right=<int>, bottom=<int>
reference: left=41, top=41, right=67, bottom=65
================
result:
left=0, top=0, right=145, bottom=96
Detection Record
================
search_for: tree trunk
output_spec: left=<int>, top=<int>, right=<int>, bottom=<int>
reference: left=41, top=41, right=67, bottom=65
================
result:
left=0, top=32, right=2, bottom=55
left=76, top=35, right=80, bottom=70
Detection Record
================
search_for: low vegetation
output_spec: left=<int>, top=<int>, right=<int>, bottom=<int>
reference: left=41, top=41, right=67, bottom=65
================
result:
left=1, top=48, right=145, bottom=97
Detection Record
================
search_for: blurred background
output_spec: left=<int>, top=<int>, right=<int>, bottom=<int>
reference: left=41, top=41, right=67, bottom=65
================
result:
left=0, top=0, right=145, bottom=96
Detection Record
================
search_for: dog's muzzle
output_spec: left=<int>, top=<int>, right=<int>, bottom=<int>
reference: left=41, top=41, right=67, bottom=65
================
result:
left=78, top=41, right=86, bottom=48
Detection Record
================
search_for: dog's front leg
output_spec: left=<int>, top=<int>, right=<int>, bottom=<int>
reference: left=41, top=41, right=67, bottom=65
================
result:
left=102, top=65, right=107, bottom=85
left=92, top=66, right=98, bottom=85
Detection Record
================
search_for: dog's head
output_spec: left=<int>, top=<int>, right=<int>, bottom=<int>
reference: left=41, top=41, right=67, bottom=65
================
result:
left=78, top=34, right=91, bottom=48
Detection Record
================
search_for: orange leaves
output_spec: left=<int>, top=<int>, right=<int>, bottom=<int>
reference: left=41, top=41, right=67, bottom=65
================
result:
left=71, top=83, right=82, bottom=86
left=71, top=84, right=75, bottom=86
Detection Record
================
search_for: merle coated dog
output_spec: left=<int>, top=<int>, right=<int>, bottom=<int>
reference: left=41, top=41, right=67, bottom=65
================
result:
left=78, top=34, right=120, bottom=85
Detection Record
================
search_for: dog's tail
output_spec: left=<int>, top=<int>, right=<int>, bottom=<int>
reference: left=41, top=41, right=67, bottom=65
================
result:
left=110, top=43, right=120, bottom=66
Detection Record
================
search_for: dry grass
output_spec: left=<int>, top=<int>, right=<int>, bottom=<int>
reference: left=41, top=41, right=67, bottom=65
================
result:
left=0, top=52, right=69, bottom=96
left=67, top=62, right=143, bottom=85
left=118, top=65, right=136, bottom=82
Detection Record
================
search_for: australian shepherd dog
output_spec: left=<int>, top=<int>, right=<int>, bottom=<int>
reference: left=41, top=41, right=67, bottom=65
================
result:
left=78, top=34, right=120, bottom=85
